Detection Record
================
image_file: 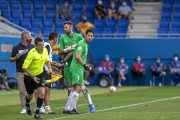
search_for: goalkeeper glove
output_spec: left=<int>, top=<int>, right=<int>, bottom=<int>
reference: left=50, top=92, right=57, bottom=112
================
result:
left=64, top=44, right=77, bottom=53
left=83, top=64, right=94, bottom=74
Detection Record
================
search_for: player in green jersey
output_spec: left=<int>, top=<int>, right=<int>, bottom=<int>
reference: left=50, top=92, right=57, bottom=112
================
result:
left=58, top=22, right=95, bottom=113
left=65, top=29, right=95, bottom=114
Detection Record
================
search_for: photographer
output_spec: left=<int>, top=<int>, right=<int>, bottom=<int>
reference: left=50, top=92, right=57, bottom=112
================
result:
left=0, top=69, right=11, bottom=90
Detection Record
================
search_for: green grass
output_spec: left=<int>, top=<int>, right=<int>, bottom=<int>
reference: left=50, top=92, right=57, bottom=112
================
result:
left=0, top=86, right=180, bottom=120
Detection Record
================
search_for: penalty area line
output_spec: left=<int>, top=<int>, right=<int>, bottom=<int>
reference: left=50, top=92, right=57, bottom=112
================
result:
left=48, top=96, right=180, bottom=120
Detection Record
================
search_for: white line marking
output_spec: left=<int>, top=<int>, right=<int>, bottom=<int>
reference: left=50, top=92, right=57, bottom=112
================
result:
left=55, top=104, right=88, bottom=109
left=0, top=92, right=18, bottom=95
left=48, top=96, right=180, bottom=120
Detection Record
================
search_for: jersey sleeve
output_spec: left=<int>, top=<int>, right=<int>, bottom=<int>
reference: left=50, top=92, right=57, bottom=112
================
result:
left=44, top=47, right=50, bottom=62
left=76, top=42, right=85, bottom=53
left=22, top=51, right=34, bottom=68
left=58, top=35, right=64, bottom=49
left=78, top=34, right=83, bottom=40
left=11, top=46, right=17, bottom=57
left=75, top=22, right=80, bottom=28
left=45, top=45, right=50, bottom=55
left=87, top=22, right=95, bottom=28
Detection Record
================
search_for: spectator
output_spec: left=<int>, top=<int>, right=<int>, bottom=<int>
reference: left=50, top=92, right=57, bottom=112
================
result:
left=131, top=55, right=146, bottom=86
left=119, top=0, right=136, bottom=10
left=99, top=54, right=114, bottom=78
left=169, top=54, right=180, bottom=86
left=59, top=0, right=75, bottom=19
left=0, top=9, right=6, bottom=22
left=75, top=16, right=95, bottom=34
left=151, top=56, right=167, bottom=87
left=95, top=0, right=107, bottom=19
left=0, top=72, right=11, bottom=90
left=108, top=1, right=118, bottom=19
left=118, top=0, right=131, bottom=29
left=84, top=56, right=95, bottom=85
left=116, top=57, right=128, bottom=87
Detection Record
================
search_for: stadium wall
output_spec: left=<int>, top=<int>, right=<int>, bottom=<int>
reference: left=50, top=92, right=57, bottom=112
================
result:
left=1, top=36, right=179, bottom=86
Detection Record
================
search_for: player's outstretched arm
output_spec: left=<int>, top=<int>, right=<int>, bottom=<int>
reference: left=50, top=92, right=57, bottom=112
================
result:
left=64, top=51, right=74, bottom=62
left=59, top=44, right=76, bottom=54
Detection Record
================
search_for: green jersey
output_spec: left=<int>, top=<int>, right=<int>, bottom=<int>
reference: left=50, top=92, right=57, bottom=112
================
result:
left=58, top=33, right=83, bottom=65
left=70, top=40, right=88, bottom=70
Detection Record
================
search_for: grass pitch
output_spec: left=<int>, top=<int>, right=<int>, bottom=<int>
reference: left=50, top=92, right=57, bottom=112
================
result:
left=0, top=86, right=180, bottom=120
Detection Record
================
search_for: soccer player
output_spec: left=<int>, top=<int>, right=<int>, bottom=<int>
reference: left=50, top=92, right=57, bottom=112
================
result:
left=68, top=29, right=95, bottom=114
left=58, top=21, right=95, bottom=113
left=43, top=32, right=62, bottom=114
left=10, top=31, right=37, bottom=113
left=22, top=37, right=52, bottom=119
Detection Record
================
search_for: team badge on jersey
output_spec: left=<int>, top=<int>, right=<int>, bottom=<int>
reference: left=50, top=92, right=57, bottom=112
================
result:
left=78, top=46, right=82, bottom=50
left=74, top=39, right=76, bottom=42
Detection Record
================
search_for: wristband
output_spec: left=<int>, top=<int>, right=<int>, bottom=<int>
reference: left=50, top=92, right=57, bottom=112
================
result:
left=32, top=76, right=34, bottom=79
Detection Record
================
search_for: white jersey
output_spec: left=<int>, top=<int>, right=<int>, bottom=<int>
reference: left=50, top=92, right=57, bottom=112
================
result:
left=44, top=42, right=52, bottom=71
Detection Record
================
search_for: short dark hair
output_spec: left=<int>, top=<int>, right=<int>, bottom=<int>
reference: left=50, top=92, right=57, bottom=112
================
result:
left=63, top=21, right=73, bottom=26
left=174, top=54, right=178, bottom=57
left=49, top=32, right=58, bottom=40
left=156, top=56, right=161, bottom=59
left=35, top=37, right=43, bottom=45
left=63, top=0, right=67, bottom=3
left=86, top=29, right=94, bottom=35
left=136, top=55, right=141, bottom=58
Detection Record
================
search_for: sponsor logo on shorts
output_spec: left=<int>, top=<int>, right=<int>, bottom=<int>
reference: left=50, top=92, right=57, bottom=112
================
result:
left=78, top=46, right=82, bottom=50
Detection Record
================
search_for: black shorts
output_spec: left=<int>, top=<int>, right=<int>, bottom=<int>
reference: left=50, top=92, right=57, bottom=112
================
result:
left=24, top=72, right=45, bottom=95
left=44, top=69, right=52, bottom=88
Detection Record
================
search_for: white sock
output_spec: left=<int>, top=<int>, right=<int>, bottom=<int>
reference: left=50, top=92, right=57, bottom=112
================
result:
left=82, top=86, right=93, bottom=105
left=45, top=106, right=50, bottom=110
left=70, top=91, right=79, bottom=111
left=65, top=92, right=73, bottom=111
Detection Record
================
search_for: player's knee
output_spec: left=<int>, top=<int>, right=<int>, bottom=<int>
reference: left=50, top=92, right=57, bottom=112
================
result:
left=28, top=94, right=34, bottom=99
left=38, top=91, right=45, bottom=98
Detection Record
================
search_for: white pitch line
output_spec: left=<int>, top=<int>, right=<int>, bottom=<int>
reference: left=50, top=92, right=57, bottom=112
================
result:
left=0, top=92, right=18, bottom=95
left=48, top=96, right=180, bottom=120
left=55, top=104, right=88, bottom=109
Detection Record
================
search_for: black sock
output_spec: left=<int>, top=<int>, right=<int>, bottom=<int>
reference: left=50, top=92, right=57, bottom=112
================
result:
left=36, top=97, right=44, bottom=114
left=26, top=96, right=31, bottom=104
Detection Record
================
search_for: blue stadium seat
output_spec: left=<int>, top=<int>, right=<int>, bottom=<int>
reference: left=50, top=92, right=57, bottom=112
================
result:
left=2, top=11, right=11, bottom=19
left=162, top=2, right=173, bottom=11
left=173, top=11, right=180, bottom=19
left=72, top=2, right=83, bottom=10
left=116, top=30, right=126, bottom=38
left=127, top=1, right=132, bottom=8
left=68, top=19, right=79, bottom=27
left=174, top=3, right=180, bottom=10
left=73, top=28, right=77, bottom=33
left=103, top=1, right=110, bottom=9
left=30, top=28, right=40, bottom=34
left=43, top=19, right=53, bottom=28
left=10, top=1, right=20, bottom=10
left=22, top=1, right=31, bottom=10
left=20, top=19, right=30, bottom=29
left=86, top=2, right=96, bottom=11
left=157, top=29, right=168, bottom=38
left=93, top=28, right=103, bottom=37
left=34, top=1, right=43, bottom=10
left=11, top=19, right=20, bottom=26
left=161, top=12, right=171, bottom=19
left=71, top=11, right=82, bottom=20
left=84, top=11, right=94, bottom=19
left=46, top=10, right=56, bottom=20
left=118, top=19, right=128, bottom=29
left=0, top=1, right=8, bottom=10
left=104, top=28, right=115, bottom=37
left=23, top=10, right=33, bottom=19
left=87, top=19, right=93, bottom=24
left=106, top=19, right=116, bottom=28
left=32, top=19, right=41, bottom=28
left=171, top=21, right=180, bottom=28
left=11, top=10, right=21, bottom=19
left=94, top=19, right=105, bottom=28
left=159, top=20, right=170, bottom=28
left=54, top=28, right=65, bottom=34
left=42, top=28, right=52, bottom=37
left=46, top=1, right=56, bottom=10
left=169, top=29, right=179, bottom=38
left=55, top=19, right=66, bottom=28
left=34, top=10, right=44, bottom=20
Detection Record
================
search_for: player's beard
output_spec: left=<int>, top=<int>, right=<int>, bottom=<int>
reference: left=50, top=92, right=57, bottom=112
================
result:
left=66, top=29, right=72, bottom=36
